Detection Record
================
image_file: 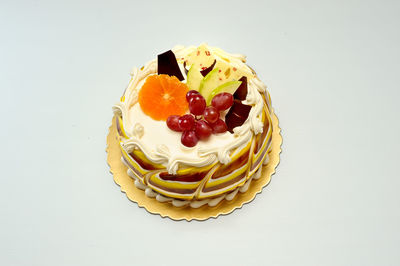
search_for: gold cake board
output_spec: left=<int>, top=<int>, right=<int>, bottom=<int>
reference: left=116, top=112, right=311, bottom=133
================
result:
left=106, top=111, right=282, bottom=221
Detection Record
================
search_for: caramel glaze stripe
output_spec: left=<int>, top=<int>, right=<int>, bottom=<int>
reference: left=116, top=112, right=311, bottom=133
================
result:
left=251, top=124, right=272, bottom=172
left=200, top=136, right=255, bottom=196
left=259, top=106, right=273, bottom=152
left=266, top=91, right=273, bottom=115
left=245, top=135, right=257, bottom=182
left=144, top=169, right=164, bottom=186
left=193, top=163, right=220, bottom=200
left=252, top=106, right=271, bottom=162
left=254, top=117, right=272, bottom=163
left=249, top=124, right=274, bottom=176
left=264, top=105, right=272, bottom=136
left=122, top=157, right=143, bottom=181
left=120, top=144, right=151, bottom=176
left=122, top=152, right=163, bottom=186
left=261, top=91, right=272, bottom=115
left=116, top=116, right=128, bottom=139
left=248, top=106, right=272, bottom=174
left=121, top=150, right=145, bottom=180
left=250, top=140, right=271, bottom=175
left=202, top=170, right=248, bottom=193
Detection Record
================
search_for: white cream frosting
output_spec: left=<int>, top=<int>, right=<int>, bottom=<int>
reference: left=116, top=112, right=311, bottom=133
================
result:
left=113, top=44, right=268, bottom=174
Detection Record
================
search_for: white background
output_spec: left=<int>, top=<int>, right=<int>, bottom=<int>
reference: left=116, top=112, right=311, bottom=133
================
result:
left=1, top=0, right=399, bottom=265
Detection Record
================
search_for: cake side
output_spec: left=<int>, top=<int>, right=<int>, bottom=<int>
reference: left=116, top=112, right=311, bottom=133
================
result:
left=112, top=44, right=274, bottom=203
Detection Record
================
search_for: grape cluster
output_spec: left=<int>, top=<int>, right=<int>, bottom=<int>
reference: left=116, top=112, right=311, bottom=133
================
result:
left=166, top=90, right=234, bottom=147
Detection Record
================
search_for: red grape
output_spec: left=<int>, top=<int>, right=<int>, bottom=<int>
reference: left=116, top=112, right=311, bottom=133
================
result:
left=203, top=106, right=219, bottom=124
left=178, top=114, right=195, bottom=131
left=211, top=92, right=234, bottom=111
left=189, top=95, right=206, bottom=115
left=186, top=90, right=200, bottom=102
left=194, top=120, right=212, bottom=140
left=181, top=130, right=198, bottom=147
left=211, top=119, right=228, bottom=134
left=166, top=115, right=182, bottom=132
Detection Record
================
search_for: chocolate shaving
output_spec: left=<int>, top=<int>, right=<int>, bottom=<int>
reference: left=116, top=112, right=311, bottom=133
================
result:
left=200, top=60, right=216, bottom=77
left=225, top=100, right=252, bottom=133
left=233, top=76, right=248, bottom=101
left=183, top=61, right=189, bottom=75
left=157, top=50, right=184, bottom=81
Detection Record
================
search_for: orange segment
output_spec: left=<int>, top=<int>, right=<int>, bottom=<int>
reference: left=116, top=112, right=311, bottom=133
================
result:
left=138, top=74, right=189, bottom=121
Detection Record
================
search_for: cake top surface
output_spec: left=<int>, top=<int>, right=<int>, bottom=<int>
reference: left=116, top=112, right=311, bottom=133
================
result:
left=113, top=44, right=268, bottom=174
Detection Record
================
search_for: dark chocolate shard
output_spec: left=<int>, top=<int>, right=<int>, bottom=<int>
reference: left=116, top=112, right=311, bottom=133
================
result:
left=183, top=61, right=189, bottom=75
left=157, top=50, right=184, bottom=81
left=229, top=99, right=252, bottom=117
left=225, top=99, right=252, bottom=133
left=200, top=60, right=216, bottom=77
left=233, top=76, right=248, bottom=101
left=225, top=112, right=243, bottom=133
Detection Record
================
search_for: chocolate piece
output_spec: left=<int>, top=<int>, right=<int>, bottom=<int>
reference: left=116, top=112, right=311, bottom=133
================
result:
left=183, top=61, right=189, bottom=75
left=157, top=50, right=184, bottom=81
left=225, top=112, right=243, bottom=133
left=200, top=60, right=216, bottom=77
left=229, top=99, right=252, bottom=117
left=233, top=76, right=248, bottom=101
left=225, top=100, right=252, bottom=133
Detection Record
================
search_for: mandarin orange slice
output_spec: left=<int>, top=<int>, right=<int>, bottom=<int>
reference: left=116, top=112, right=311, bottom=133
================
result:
left=138, top=74, right=189, bottom=121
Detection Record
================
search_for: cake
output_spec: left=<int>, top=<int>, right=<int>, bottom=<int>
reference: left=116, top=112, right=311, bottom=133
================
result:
left=112, top=44, right=274, bottom=208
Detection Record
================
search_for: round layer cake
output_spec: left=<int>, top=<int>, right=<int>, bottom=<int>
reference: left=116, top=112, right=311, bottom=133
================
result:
left=112, top=44, right=273, bottom=208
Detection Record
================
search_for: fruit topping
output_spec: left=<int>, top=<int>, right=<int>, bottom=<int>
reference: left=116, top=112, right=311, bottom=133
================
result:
left=186, top=90, right=200, bottom=101
left=210, top=119, right=228, bottom=134
left=197, top=67, right=241, bottom=105
left=157, top=50, right=184, bottom=81
left=181, top=130, right=199, bottom=147
left=161, top=44, right=259, bottom=146
left=166, top=92, right=234, bottom=146
left=188, top=94, right=206, bottom=116
left=206, top=80, right=242, bottom=105
left=166, top=115, right=183, bottom=132
left=213, top=59, right=254, bottom=84
left=233, top=76, right=248, bottom=100
left=225, top=100, right=252, bottom=132
left=186, top=65, right=203, bottom=91
left=200, top=60, right=216, bottom=76
left=188, top=65, right=242, bottom=105
left=203, top=106, right=219, bottom=124
left=194, top=120, right=212, bottom=140
left=211, top=92, right=234, bottom=111
left=178, top=114, right=195, bottom=131
left=139, top=74, right=188, bottom=121
left=199, top=68, right=222, bottom=101
left=185, top=44, right=254, bottom=85
left=185, top=44, right=216, bottom=72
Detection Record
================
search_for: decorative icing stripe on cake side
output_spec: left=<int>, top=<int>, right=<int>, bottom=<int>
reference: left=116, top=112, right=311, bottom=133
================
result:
left=149, top=172, right=202, bottom=189
left=124, top=156, right=265, bottom=208
left=120, top=145, right=149, bottom=177
left=253, top=108, right=272, bottom=166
